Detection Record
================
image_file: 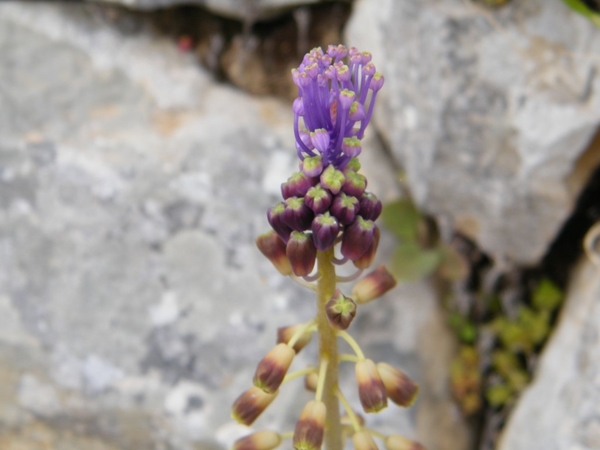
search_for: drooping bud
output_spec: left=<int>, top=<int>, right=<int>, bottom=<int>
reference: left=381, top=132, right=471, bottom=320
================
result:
left=352, top=226, right=380, bottom=269
left=376, top=362, right=419, bottom=407
left=267, top=202, right=292, bottom=243
left=256, top=230, right=293, bottom=276
left=304, top=371, right=318, bottom=392
left=233, top=431, right=282, bottom=450
left=277, top=324, right=313, bottom=354
left=341, top=217, right=376, bottom=261
left=302, top=155, right=324, bottom=178
left=253, top=343, right=296, bottom=394
left=342, top=170, right=367, bottom=197
left=325, top=289, right=357, bottom=331
left=353, top=431, right=379, bottom=450
left=310, top=128, right=331, bottom=153
left=311, top=212, right=340, bottom=251
left=352, top=265, right=397, bottom=304
left=355, top=359, right=388, bottom=413
left=370, top=72, right=385, bottom=92
left=282, top=171, right=317, bottom=199
left=231, top=387, right=278, bottom=425
left=384, top=435, right=425, bottom=450
left=286, top=231, right=317, bottom=276
left=283, top=197, right=314, bottom=232
left=358, top=192, right=382, bottom=221
left=293, top=400, right=326, bottom=450
left=331, top=193, right=360, bottom=226
left=320, top=164, right=346, bottom=195
left=305, top=184, right=333, bottom=215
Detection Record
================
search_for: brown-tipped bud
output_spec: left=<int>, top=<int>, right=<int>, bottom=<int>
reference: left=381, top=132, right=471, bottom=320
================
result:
left=256, top=230, right=293, bottom=276
left=304, top=371, right=319, bottom=392
left=286, top=231, right=317, bottom=277
left=353, top=431, right=379, bottom=450
left=253, top=343, right=295, bottom=394
left=231, top=387, right=278, bottom=425
left=384, top=435, right=425, bottom=450
left=234, top=431, right=282, bottom=450
left=293, top=400, right=326, bottom=450
left=277, top=324, right=313, bottom=354
left=376, top=362, right=419, bottom=407
left=356, top=359, right=388, bottom=413
left=352, top=226, right=380, bottom=269
left=352, top=265, right=397, bottom=304
left=341, top=217, right=375, bottom=261
left=325, top=289, right=357, bottom=331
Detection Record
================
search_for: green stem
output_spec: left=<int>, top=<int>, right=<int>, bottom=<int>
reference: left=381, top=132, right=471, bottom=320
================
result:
left=316, top=248, right=343, bottom=450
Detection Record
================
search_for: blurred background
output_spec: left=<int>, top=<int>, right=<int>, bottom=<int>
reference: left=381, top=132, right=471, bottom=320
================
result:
left=1, top=0, right=600, bottom=449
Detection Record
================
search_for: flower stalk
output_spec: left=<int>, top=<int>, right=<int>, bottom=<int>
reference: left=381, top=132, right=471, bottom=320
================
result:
left=316, top=248, right=343, bottom=449
left=230, top=44, right=424, bottom=450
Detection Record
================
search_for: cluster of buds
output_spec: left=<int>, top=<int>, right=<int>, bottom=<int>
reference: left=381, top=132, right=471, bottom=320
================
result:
left=231, top=45, right=425, bottom=450
left=264, top=45, right=385, bottom=278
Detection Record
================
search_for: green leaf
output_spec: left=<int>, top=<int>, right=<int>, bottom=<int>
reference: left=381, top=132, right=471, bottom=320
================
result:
left=381, top=199, right=422, bottom=241
left=563, top=0, right=600, bottom=25
left=389, top=242, right=441, bottom=282
left=532, top=278, right=563, bottom=311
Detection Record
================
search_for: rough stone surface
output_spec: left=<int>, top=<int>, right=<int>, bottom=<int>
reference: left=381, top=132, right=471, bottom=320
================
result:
left=498, top=256, right=600, bottom=450
left=91, top=0, right=318, bottom=20
left=346, top=0, right=600, bottom=264
left=0, top=3, right=467, bottom=449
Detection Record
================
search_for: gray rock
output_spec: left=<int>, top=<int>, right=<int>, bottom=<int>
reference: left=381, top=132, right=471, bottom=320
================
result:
left=498, top=256, right=600, bottom=450
left=89, top=0, right=318, bottom=20
left=0, top=3, right=467, bottom=449
left=346, top=0, right=600, bottom=264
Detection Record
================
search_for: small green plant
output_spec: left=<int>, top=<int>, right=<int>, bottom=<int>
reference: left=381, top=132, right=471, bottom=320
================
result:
left=231, top=45, right=423, bottom=450
left=381, top=199, right=468, bottom=283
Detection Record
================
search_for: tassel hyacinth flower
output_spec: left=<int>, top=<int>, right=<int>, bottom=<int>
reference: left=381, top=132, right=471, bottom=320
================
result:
left=231, top=45, right=423, bottom=450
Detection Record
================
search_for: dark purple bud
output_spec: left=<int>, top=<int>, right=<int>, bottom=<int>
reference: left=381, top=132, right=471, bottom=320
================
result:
left=311, top=213, right=340, bottom=251
left=320, top=165, right=346, bottom=195
left=267, top=202, right=292, bottom=243
left=283, top=197, right=314, bottom=231
left=282, top=171, right=317, bottom=199
left=325, top=289, right=357, bottom=331
left=352, top=225, right=380, bottom=269
left=331, top=193, right=360, bottom=226
left=305, top=185, right=333, bottom=215
left=301, top=156, right=324, bottom=178
left=341, top=217, right=375, bottom=261
left=286, top=231, right=317, bottom=276
left=342, top=171, right=367, bottom=197
left=358, top=192, right=382, bottom=221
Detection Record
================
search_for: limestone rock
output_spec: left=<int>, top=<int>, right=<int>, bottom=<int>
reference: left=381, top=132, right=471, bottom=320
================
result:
left=89, top=0, right=318, bottom=20
left=0, top=3, right=467, bottom=449
left=498, top=256, right=600, bottom=450
left=346, top=0, right=600, bottom=264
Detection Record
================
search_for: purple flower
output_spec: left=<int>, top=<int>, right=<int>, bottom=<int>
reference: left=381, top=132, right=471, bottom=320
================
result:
left=291, top=45, right=384, bottom=170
